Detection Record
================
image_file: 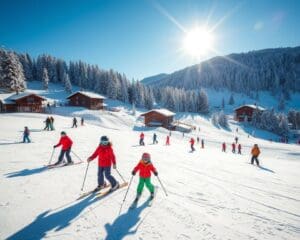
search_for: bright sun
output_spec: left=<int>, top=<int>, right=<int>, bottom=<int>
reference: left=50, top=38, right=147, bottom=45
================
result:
left=183, top=27, right=214, bottom=57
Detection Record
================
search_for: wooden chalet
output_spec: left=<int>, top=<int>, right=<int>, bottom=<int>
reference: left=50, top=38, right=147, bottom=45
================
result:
left=140, top=108, right=175, bottom=129
left=234, top=104, right=265, bottom=122
left=67, top=91, right=106, bottom=110
left=0, top=92, right=46, bottom=113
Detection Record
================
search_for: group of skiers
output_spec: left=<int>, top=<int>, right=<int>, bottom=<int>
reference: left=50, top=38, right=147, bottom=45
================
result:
left=44, top=116, right=55, bottom=131
left=222, top=142, right=242, bottom=154
left=71, top=117, right=84, bottom=128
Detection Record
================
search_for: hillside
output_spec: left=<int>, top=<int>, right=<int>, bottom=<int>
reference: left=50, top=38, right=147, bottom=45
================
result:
left=1, top=83, right=300, bottom=240
left=142, top=47, right=300, bottom=97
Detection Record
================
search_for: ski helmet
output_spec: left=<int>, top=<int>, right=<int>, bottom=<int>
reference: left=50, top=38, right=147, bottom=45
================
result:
left=61, top=131, right=66, bottom=135
left=142, top=152, right=151, bottom=162
left=100, top=136, right=109, bottom=145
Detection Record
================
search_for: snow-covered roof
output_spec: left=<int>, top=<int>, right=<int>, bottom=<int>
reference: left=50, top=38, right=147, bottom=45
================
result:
left=67, top=91, right=106, bottom=99
left=0, top=92, right=46, bottom=104
left=141, top=108, right=175, bottom=117
left=234, top=104, right=265, bottom=111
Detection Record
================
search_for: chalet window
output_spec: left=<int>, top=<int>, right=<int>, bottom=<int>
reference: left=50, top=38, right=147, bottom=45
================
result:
left=27, top=97, right=34, bottom=103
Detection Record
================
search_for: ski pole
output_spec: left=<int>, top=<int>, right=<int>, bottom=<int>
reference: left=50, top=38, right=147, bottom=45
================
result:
left=48, top=148, right=55, bottom=165
left=156, top=175, right=168, bottom=196
left=115, top=168, right=126, bottom=183
left=119, top=175, right=134, bottom=215
left=81, top=161, right=90, bottom=191
left=71, top=150, right=83, bottom=162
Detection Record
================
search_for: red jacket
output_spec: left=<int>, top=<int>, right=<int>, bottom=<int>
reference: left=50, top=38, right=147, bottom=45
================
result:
left=232, top=143, right=236, bottom=149
left=190, top=138, right=195, bottom=144
left=140, top=133, right=144, bottom=139
left=55, top=136, right=73, bottom=150
left=222, top=143, right=226, bottom=149
left=133, top=161, right=157, bottom=178
left=89, top=145, right=116, bottom=167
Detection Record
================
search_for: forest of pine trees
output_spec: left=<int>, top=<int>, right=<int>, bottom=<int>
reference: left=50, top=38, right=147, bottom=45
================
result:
left=0, top=48, right=210, bottom=113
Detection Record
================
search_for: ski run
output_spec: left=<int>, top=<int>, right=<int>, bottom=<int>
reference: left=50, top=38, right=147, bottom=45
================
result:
left=0, top=110, right=300, bottom=240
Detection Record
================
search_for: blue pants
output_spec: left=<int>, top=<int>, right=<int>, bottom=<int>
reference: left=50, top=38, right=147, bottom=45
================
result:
left=98, top=166, right=117, bottom=187
left=57, top=148, right=72, bottom=164
left=23, top=135, right=31, bottom=143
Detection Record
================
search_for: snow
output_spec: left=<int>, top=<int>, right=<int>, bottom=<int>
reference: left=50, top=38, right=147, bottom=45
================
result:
left=67, top=91, right=106, bottom=100
left=1, top=83, right=300, bottom=240
left=234, top=104, right=266, bottom=111
left=141, top=108, right=175, bottom=117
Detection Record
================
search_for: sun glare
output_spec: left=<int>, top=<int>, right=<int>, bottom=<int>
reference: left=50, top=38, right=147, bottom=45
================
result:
left=183, top=27, right=214, bottom=57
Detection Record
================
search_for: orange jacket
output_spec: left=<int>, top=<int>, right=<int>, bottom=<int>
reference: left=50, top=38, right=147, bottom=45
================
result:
left=251, top=146, right=260, bottom=157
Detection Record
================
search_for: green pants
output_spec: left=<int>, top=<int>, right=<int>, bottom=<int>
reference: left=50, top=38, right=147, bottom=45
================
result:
left=137, top=177, right=154, bottom=194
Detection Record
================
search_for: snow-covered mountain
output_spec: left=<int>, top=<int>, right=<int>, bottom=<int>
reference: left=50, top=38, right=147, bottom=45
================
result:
left=142, top=47, right=300, bottom=97
left=141, top=73, right=168, bottom=85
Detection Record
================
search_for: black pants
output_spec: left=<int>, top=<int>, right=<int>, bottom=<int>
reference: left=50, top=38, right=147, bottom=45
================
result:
left=56, top=148, right=72, bottom=164
left=251, top=156, right=259, bottom=166
left=98, top=166, right=117, bottom=187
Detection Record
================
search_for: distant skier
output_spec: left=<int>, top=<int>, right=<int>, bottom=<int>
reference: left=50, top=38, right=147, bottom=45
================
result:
left=131, top=153, right=157, bottom=204
left=190, top=138, right=195, bottom=151
left=166, top=135, right=170, bottom=145
left=81, top=117, right=84, bottom=126
left=72, top=117, right=78, bottom=128
left=197, top=137, right=200, bottom=144
left=232, top=143, right=236, bottom=153
left=222, top=142, right=226, bottom=152
left=53, top=131, right=73, bottom=165
left=152, top=133, right=158, bottom=144
left=251, top=144, right=260, bottom=166
left=50, top=116, right=55, bottom=130
left=87, top=136, right=119, bottom=191
left=23, top=126, right=31, bottom=143
left=44, top=117, right=51, bottom=131
left=201, top=139, right=204, bottom=149
left=139, top=132, right=145, bottom=146
left=238, top=144, right=242, bottom=154
left=182, top=132, right=184, bottom=138
left=235, top=136, right=238, bottom=144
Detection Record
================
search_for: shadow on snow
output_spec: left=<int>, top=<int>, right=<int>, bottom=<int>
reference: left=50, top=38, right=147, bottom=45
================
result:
left=5, top=167, right=48, bottom=178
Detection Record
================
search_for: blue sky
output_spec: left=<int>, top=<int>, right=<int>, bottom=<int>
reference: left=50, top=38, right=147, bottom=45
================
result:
left=0, top=0, right=299, bottom=79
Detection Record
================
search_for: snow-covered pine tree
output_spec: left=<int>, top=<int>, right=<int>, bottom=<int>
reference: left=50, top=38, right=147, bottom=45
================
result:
left=18, top=53, right=34, bottom=82
left=63, top=72, right=72, bottom=93
left=196, top=89, right=209, bottom=113
left=218, top=111, right=229, bottom=128
left=42, top=68, right=49, bottom=90
left=278, top=114, right=289, bottom=136
left=0, top=50, right=26, bottom=93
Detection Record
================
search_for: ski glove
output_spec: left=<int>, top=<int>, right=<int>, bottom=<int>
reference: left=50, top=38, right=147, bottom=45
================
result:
left=154, top=172, right=158, bottom=176
left=53, top=145, right=56, bottom=148
left=132, top=171, right=136, bottom=176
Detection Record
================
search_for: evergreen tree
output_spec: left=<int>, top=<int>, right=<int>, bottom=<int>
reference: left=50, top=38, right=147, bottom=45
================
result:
left=228, top=93, right=235, bottom=105
left=63, top=72, right=72, bottom=93
left=42, top=68, right=49, bottom=90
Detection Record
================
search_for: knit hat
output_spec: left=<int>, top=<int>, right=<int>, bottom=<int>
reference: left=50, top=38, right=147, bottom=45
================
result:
left=100, top=136, right=109, bottom=145
left=142, top=152, right=151, bottom=162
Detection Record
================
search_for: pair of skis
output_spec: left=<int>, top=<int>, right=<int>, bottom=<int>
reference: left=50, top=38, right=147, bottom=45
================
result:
left=77, top=182, right=128, bottom=200
left=46, top=161, right=83, bottom=169
left=129, top=187, right=157, bottom=209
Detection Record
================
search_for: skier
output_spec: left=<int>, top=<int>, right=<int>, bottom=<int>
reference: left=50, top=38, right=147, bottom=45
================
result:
left=166, top=135, right=170, bottom=145
left=201, top=139, right=204, bottom=149
left=139, top=132, right=145, bottom=146
left=235, top=136, right=238, bottom=144
left=23, top=126, right=31, bottom=143
left=81, top=117, right=84, bottom=126
left=131, top=153, right=157, bottom=204
left=72, top=117, right=78, bottom=128
left=53, top=131, right=73, bottom=165
left=197, top=136, right=200, bottom=144
left=182, top=132, right=185, bottom=138
left=232, top=142, right=236, bottom=153
left=190, top=138, right=195, bottom=151
left=44, top=117, right=51, bottom=131
left=251, top=144, right=260, bottom=166
left=152, top=133, right=158, bottom=144
left=50, top=116, right=55, bottom=131
left=222, top=142, right=226, bottom=152
left=238, top=144, right=242, bottom=154
left=87, top=136, right=119, bottom=191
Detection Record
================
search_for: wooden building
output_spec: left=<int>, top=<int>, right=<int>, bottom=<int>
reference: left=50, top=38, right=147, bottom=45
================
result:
left=67, top=91, right=106, bottom=110
left=0, top=92, right=46, bottom=113
left=140, top=108, right=175, bottom=129
left=234, top=104, right=265, bottom=122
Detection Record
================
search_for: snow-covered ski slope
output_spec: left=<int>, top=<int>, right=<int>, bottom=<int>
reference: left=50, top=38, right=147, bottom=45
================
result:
left=0, top=109, right=299, bottom=240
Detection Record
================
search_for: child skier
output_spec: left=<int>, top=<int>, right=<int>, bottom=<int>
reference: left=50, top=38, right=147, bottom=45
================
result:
left=139, top=132, right=145, bottom=146
left=222, top=142, right=226, bottom=152
left=53, top=131, right=73, bottom=165
left=131, top=153, right=157, bottom=203
left=72, top=117, right=78, bottom=128
left=166, top=135, right=170, bottom=145
left=190, top=138, right=195, bottom=151
left=232, top=142, right=236, bottom=153
left=87, top=136, right=119, bottom=191
left=251, top=144, right=260, bottom=166
left=238, top=144, right=242, bottom=154
left=23, top=126, right=31, bottom=143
